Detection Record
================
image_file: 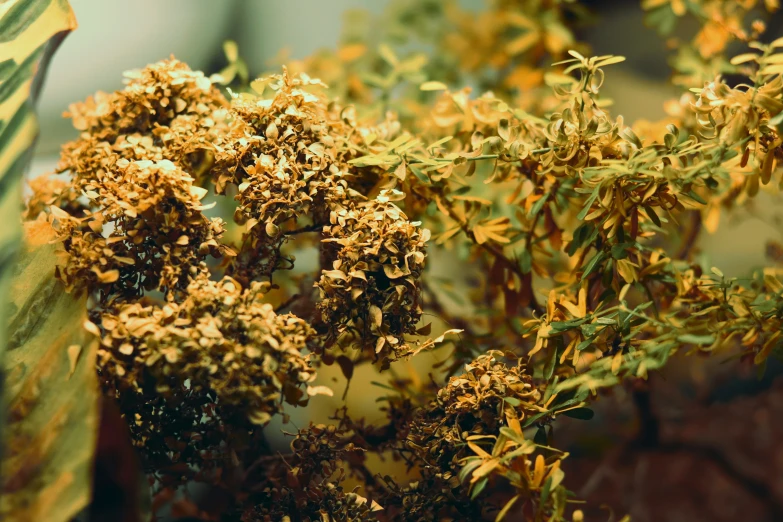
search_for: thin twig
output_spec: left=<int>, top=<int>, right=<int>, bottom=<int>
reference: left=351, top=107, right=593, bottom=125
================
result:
left=284, top=223, right=323, bottom=236
left=274, top=293, right=301, bottom=313
left=675, top=210, right=702, bottom=260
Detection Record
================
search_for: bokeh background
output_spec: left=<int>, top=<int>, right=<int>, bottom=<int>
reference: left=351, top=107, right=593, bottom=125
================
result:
left=33, top=0, right=782, bottom=275
left=30, top=1, right=783, bottom=521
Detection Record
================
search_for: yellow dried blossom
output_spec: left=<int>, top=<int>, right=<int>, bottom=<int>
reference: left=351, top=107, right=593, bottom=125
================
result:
left=22, top=174, right=78, bottom=221
left=58, top=58, right=231, bottom=186
left=315, top=195, right=429, bottom=362
left=216, top=71, right=356, bottom=282
left=408, top=351, right=542, bottom=473
left=97, top=274, right=318, bottom=426
left=53, top=159, right=227, bottom=298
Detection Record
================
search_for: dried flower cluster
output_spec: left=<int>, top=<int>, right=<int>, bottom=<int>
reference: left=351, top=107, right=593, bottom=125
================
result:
left=23, top=0, right=783, bottom=520
left=213, top=72, right=353, bottom=283
left=59, top=58, right=230, bottom=177
left=53, top=159, right=227, bottom=297
left=241, top=423, right=379, bottom=521
left=316, top=197, right=429, bottom=362
left=95, top=274, right=317, bottom=426
left=409, top=352, right=542, bottom=474
left=392, top=351, right=551, bottom=520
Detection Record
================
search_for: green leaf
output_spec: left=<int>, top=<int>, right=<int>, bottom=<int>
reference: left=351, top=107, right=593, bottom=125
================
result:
left=543, top=344, right=558, bottom=381
left=523, top=410, right=550, bottom=428
left=409, top=165, right=431, bottom=185
left=540, top=476, right=553, bottom=506
left=471, top=477, right=488, bottom=499
left=528, top=193, right=549, bottom=219
left=684, top=190, right=707, bottom=205
left=534, top=426, right=548, bottom=446
left=643, top=205, right=662, bottom=227
left=519, top=249, right=532, bottom=274
left=2, top=221, right=99, bottom=521
left=550, top=317, right=589, bottom=331
left=567, top=223, right=591, bottom=255
left=582, top=251, right=605, bottom=281
left=459, top=458, right=482, bottom=484
left=645, top=5, right=678, bottom=36
left=577, top=190, right=599, bottom=221
left=620, top=127, right=642, bottom=148
left=676, top=334, right=715, bottom=345
left=0, top=4, right=78, bottom=521
left=561, top=407, right=595, bottom=420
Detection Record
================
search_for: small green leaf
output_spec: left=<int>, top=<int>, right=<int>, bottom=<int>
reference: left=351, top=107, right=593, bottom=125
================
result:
left=528, top=193, right=549, bottom=219
left=561, top=407, right=594, bottom=420
left=409, top=165, right=431, bottom=185
left=643, top=205, right=662, bottom=227
left=534, top=426, right=548, bottom=446
left=677, top=334, right=715, bottom=345
left=582, top=251, right=605, bottom=281
left=459, top=459, right=482, bottom=484
left=611, top=243, right=630, bottom=260
left=519, top=249, right=532, bottom=274
left=499, top=426, right=526, bottom=445
left=544, top=345, right=558, bottom=380
left=471, top=477, right=488, bottom=499
left=540, top=476, right=553, bottom=505
left=685, top=190, right=707, bottom=205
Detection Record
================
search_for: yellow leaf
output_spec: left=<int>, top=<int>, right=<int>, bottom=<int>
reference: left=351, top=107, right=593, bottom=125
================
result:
left=730, top=53, right=759, bottom=65
left=495, top=494, right=520, bottom=522
left=471, top=458, right=501, bottom=482
left=703, top=204, right=720, bottom=234
left=764, top=272, right=783, bottom=294
left=337, top=43, right=367, bottom=62
left=223, top=40, right=238, bottom=62
left=611, top=351, right=623, bottom=375
left=420, top=81, right=448, bottom=91
left=306, top=385, right=334, bottom=397
left=468, top=441, right=493, bottom=459
left=616, top=259, right=637, bottom=284
left=504, top=403, right=523, bottom=436
left=369, top=304, right=383, bottom=328
left=506, top=31, right=540, bottom=56
left=532, top=454, right=546, bottom=487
